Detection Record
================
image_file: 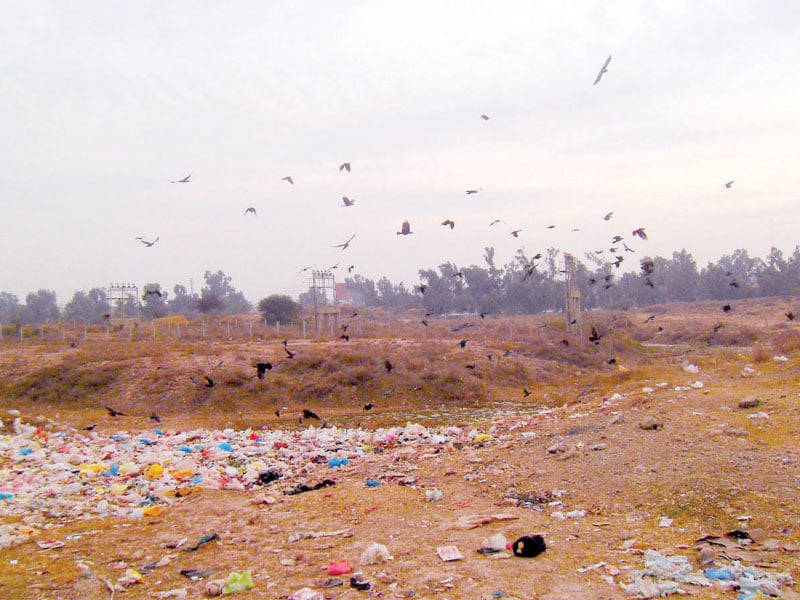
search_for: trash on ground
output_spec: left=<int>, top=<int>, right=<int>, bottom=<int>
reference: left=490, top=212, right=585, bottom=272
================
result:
left=222, top=570, right=253, bottom=594
left=454, top=513, right=519, bottom=529
left=511, top=535, right=546, bottom=558
left=360, top=542, right=392, bottom=565
left=437, top=545, right=464, bottom=561
left=328, top=560, right=352, bottom=575
left=188, top=533, right=219, bottom=551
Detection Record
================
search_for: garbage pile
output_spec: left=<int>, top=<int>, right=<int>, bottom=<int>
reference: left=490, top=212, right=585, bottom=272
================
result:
left=0, top=416, right=466, bottom=548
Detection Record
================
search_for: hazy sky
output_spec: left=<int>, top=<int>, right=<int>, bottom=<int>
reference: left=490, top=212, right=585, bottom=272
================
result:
left=2, top=1, right=799, bottom=305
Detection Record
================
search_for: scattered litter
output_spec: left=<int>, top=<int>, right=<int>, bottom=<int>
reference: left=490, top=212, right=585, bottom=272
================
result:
left=747, top=412, right=769, bottom=420
left=36, top=538, right=65, bottom=550
left=155, top=589, right=188, bottom=599
left=328, top=457, right=349, bottom=468
left=222, top=570, right=253, bottom=594
left=658, top=516, right=673, bottom=528
left=188, top=533, right=219, bottom=552
left=285, top=479, right=336, bottom=495
left=365, top=479, right=381, bottom=487
left=690, top=381, right=704, bottom=389
left=682, top=363, right=700, bottom=373
left=181, top=568, right=216, bottom=580
left=328, top=560, right=352, bottom=575
left=425, top=488, right=443, bottom=502
left=454, top=513, right=519, bottom=529
left=350, top=573, right=372, bottom=591
left=511, top=535, right=546, bottom=558
left=288, top=589, right=324, bottom=600
left=577, top=561, right=606, bottom=573
left=773, top=355, right=789, bottom=362
left=478, top=533, right=508, bottom=556
left=289, top=528, right=352, bottom=543
left=360, top=542, right=392, bottom=565
left=437, top=545, right=464, bottom=561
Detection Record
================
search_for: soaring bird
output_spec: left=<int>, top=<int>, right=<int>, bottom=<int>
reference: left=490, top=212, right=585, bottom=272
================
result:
left=785, top=311, right=795, bottom=321
left=244, top=207, right=257, bottom=216
left=631, top=228, right=647, bottom=240
left=480, top=114, right=490, bottom=120
left=397, top=220, right=412, bottom=235
left=339, top=162, right=351, bottom=172
left=170, top=174, right=191, bottom=183
left=465, top=189, right=481, bottom=195
left=302, top=409, right=320, bottom=420
left=363, top=403, right=374, bottom=411
left=333, top=233, right=356, bottom=250
left=204, top=376, right=215, bottom=388
left=458, top=339, right=468, bottom=348
left=523, top=388, right=531, bottom=398
left=589, top=326, right=602, bottom=344
left=623, top=242, right=635, bottom=252
left=414, top=284, right=427, bottom=294
left=441, top=219, right=455, bottom=229
left=602, top=211, right=614, bottom=221
left=510, top=229, right=522, bottom=238
left=724, top=180, right=734, bottom=188
left=282, top=176, right=294, bottom=185
left=347, top=265, right=355, bottom=273
left=593, top=55, right=612, bottom=85
left=641, top=259, right=655, bottom=275
left=546, top=225, right=556, bottom=229
left=135, top=236, right=159, bottom=247
left=150, top=412, right=161, bottom=423
left=611, top=235, right=623, bottom=243
left=342, top=196, right=355, bottom=207
left=489, top=219, right=506, bottom=226
left=105, top=406, right=126, bottom=417
left=142, top=288, right=162, bottom=300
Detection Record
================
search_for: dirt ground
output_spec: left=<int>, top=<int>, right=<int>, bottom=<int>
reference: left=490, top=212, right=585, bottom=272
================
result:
left=1, top=300, right=799, bottom=599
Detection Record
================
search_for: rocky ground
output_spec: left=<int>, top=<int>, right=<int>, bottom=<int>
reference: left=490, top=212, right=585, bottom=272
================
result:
left=1, top=301, right=799, bottom=599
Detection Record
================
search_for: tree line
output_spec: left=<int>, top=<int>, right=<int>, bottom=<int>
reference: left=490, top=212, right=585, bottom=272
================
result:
left=2, top=246, right=799, bottom=326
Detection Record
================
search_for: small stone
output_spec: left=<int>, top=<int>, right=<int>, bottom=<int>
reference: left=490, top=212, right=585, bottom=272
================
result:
left=547, top=441, right=568, bottom=454
left=638, top=416, right=662, bottom=430
left=739, top=396, right=761, bottom=409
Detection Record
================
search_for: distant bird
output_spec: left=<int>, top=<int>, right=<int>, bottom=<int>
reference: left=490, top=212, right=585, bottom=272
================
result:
left=631, top=228, right=648, bottom=240
left=170, top=174, right=191, bottom=183
left=623, top=242, right=635, bottom=253
left=479, top=312, right=486, bottom=319
left=480, top=114, right=490, bottom=120
left=333, top=233, right=356, bottom=250
left=465, top=364, right=476, bottom=370
left=729, top=279, right=740, bottom=288
left=384, top=359, right=393, bottom=372
left=593, top=54, right=612, bottom=85
left=644, top=277, right=655, bottom=288
left=611, top=235, right=623, bottom=244
left=397, top=220, right=413, bottom=235
left=441, top=219, right=455, bottom=229
left=105, top=406, right=126, bottom=417
left=644, top=314, right=657, bottom=323
left=607, top=358, right=617, bottom=365
left=641, top=259, right=655, bottom=275
left=602, top=211, right=614, bottom=221
left=453, top=271, right=464, bottom=279
left=142, top=288, right=162, bottom=300
left=284, top=347, right=295, bottom=359
left=244, top=207, right=257, bottom=216
left=135, top=236, right=159, bottom=247
left=347, top=265, right=355, bottom=273
left=523, top=388, right=531, bottom=398
left=713, top=323, right=724, bottom=332
left=489, top=219, right=506, bottom=226
left=465, top=189, right=482, bottom=195
left=786, top=311, right=795, bottom=321
left=282, top=176, right=294, bottom=185
left=363, top=403, right=374, bottom=411
left=339, top=162, right=351, bottom=172
left=256, top=362, right=272, bottom=380
left=84, top=424, right=97, bottom=431
left=724, top=180, right=734, bottom=189
left=458, top=339, right=468, bottom=348
left=414, top=284, right=427, bottom=294
left=302, top=409, right=320, bottom=420
left=511, top=229, right=522, bottom=238
left=150, top=412, right=161, bottom=423
left=612, top=255, right=624, bottom=268
left=722, top=304, right=732, bottom=313
left=420, top=320, right=428, bottom=326
left=546, top=225, right=556, bottom=229
left=204, top=376, right=215, bottom=388
left=342, top=196, right=355, bottom=207
left=275, top=409, right=281, bottom=417
left=589, top=326, right=602, bottom=344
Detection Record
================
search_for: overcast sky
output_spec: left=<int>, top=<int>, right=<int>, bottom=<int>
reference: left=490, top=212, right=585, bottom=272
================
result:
left=2, top=1, right=798, bottom=305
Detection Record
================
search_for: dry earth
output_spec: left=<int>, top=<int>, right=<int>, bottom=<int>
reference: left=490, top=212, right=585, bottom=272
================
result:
left=1, top=299, right=799, bottom=599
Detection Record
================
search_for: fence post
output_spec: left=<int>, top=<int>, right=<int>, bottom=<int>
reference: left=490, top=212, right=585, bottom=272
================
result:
left=19, top=326, right=23, bottom=341
left=202, top=320, right=206, bottom=339
left=302, top=321, right=306, bottom=339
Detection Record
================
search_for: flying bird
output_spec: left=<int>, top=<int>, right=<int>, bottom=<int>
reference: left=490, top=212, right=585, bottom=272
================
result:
left=546, top=225, right=556, bottom=229
left=722, top=304, right=732, bottom=313
left=342, top=196, right=355, bottom=207
left=458, top=339, right=468, bottom=348
left=724, top=180, right=734, bottom=188
left=244, top=207, right=257, bottom=216
left=623, top=242, right=635, bottom=252
left=384, top=359, right=393, bottom=372
left=282, top=176, right=294, bottom=185
left=204, top=376, right=215, bottom=388
left=489, top=219, right=506, bottom=226
left=302, top=409, right=320, bottom=420
left=441, top=219, right=455, bottom=229
left=333, top=233, right=356, bottom=250
left=593, top=54, right=612, bottom=85
left=523, top=388, right=531, bottom=397
left=510, top=229, right=522, bottom=238
left=170, top=174, right=191, bottom=183
left=414, top=284, right=427, bottom=294
left=142, top=288, right=162, bottom=299
left=632, top=228, right=648, bottom=240
left=611, top=235, right=623, bottom=243
left=602, top=211, right=614, bottom=221
left=465, top=189, right=482, bottom=195
left=641, top=259, right=655, bottom=275
left=135, top=236, right=159, bottom=247
left=480, top=114, right=490, bottom=120
left=347, top=265, right=355, bottom=273
left=589, top=326, right=602, bottom=344
left=397, top=220, right=413, bottom=235
left=284, top=346, right=295, bottom=359
left=363, top=403, right=374, bottom=411
left=785, top=311, right=795, bottom=321
left=105, top=406, right=126, bottom=417
left=339, top=162, right=351, bottom=172
left=150, top=412, right=161, bottom=423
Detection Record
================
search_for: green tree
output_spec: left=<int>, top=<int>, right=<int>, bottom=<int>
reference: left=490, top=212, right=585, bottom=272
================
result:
left=200, top=270, right=251, bottom=314
left=25, top=289, right=60, bottom=324
left=141, top=284, right=169, bottom=320
left=168, top=284, right=199, bottom=316
left=63, top=288, right=111, bottom=324
left=258, top=294, right=301, bottom=324
left=0, top=292, right=23, bottom=324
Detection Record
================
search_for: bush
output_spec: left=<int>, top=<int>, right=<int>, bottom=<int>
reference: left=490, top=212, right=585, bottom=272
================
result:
left=258, top=295, right=301, bottom=325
